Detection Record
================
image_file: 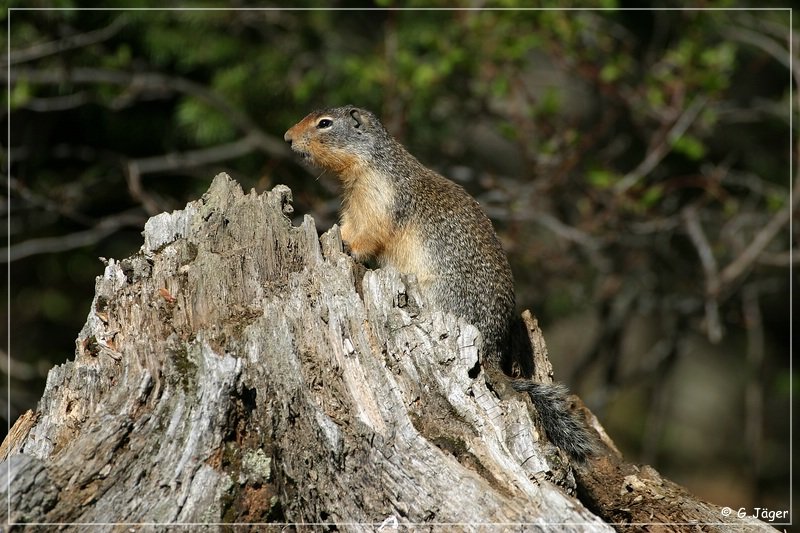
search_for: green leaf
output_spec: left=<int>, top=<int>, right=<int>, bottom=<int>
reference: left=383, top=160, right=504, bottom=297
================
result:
left=539, top=87, right=561, bottom=116
left=766, top=190, right=787, bottom=213
left=587, top=169, right=617, bottom=189
left=10, top=80, right=31, bottom=109
left=176, top=98, right=236, bottom=145
left=672, top=135, right=706, bottom=161
left=641, top=185, right=664, bottom=208
left=413, top=63, right=437, bottom=88
left=600, top=63, right=621, bottom=83
left=646, top=85, right=665, bottom=108
left=103, top=44, right=132, bottom=69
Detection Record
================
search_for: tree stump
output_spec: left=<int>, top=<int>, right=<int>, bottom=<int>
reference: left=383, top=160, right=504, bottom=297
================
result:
left=1, top=174, right=771, bottom=531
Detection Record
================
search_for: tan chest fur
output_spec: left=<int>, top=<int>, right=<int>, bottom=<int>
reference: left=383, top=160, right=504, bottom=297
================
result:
left=340, top=168, right=433, bottom=288
left=339, top=167, right=395, bottom=260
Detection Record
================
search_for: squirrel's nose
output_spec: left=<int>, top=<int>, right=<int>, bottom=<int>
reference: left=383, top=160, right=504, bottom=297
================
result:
left=283, top=131, right=293, bottom=146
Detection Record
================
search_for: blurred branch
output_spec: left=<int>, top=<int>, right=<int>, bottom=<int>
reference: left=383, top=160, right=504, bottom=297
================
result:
left=529, top=210, right=612, bottom=273
left=682, top=205, right=723, bottom=343
left=126, top=134, right=265, bottom=214
left=724, top=19, right=794, bottom=173
left=723, top=169, right=787, bottom=201
left=478, top=175, right=605, bottom=251
left=5, top=67, right=290, bottom=159
left=718, top=177, right=798, bottom=290
left=569, top=283, right=634, bottom=395
left=742, top=283, right=765, bottom=485
left=530, top=211, right=603, bottom=252
left=5, top=17, right=127, bottom=66
left=721, top=24, right=790, bottom=69
left=702, top=23, right=798, bottom=292
left=757, top=249, right=798, bottom=266
left=735, top=12, right=792, bottom=43
left=680, top=18, right=795, bottom=331
left=615, top=97, right=707, bottom=194
left=2, top=208, right=145, bottom=263
left=6, top=65, right=292, bottom=213
left=129, top=134, right=263, bottom=176
left=629, top=215, right=681, bottom=234
left=640, top=319, right=681, bottom=465
left=8, top=176, right=95, bottom=226
left=684, top=172, right=794, bottom=343
left=0, top=351, right=44, bottom=381
left=22, top=92, right=91, bottom=112
left=483, top=189, right=610, bottom=272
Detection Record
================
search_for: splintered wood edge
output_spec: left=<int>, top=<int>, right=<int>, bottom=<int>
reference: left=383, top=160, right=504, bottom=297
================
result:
left=521, top=309, right=554, bottom=384
left=520, top=310, right=623, bottom=459
left=0, top=409, right=39, bottom=462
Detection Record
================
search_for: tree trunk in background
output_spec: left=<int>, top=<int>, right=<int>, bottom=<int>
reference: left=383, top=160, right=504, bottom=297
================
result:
left=0, top=174, right=771, bottom=531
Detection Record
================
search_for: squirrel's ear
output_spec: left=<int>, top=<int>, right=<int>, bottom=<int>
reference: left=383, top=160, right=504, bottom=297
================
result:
left=349, top=109, right=363, bottom=128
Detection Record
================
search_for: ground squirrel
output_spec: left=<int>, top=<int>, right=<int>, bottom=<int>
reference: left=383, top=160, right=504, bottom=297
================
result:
left=285, top=105, right=595, bottom=461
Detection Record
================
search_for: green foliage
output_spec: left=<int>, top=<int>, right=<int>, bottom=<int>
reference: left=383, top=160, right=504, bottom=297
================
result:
left=766, top=190, right=787, bottom=213
left=672, top=134, right=707, bottom=161
left=39, top=288, right=73, bottom=322
left=587, top=169, right=618, bottom=189
left=177, top=97, right=237, bottom=145
left=102, top=43, right=133, bottom=69
left=640, top=184, right=664, bottom=208
left=9, top=79, right=31, bottom=109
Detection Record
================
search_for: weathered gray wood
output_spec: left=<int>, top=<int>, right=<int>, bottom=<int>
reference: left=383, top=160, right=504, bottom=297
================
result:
left=1, top=174, right=772, bottom=532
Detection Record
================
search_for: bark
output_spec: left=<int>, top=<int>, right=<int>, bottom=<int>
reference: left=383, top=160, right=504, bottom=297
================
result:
left=1, top=174, right=771, bottom=532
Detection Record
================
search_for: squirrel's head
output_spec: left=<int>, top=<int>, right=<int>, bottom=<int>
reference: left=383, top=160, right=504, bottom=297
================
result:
left=284, top=106, right=388, bottom=175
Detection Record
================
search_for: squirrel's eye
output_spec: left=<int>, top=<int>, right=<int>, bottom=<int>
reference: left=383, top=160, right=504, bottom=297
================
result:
left=316, top=119, right=333, bottom=129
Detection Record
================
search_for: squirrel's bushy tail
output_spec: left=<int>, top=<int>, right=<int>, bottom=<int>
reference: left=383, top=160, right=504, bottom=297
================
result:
left=510, top=380, right=596, bottom=462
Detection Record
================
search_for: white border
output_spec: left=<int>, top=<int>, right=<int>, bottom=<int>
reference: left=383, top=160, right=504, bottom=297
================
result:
left=4, top=5, right=793, bottom=529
